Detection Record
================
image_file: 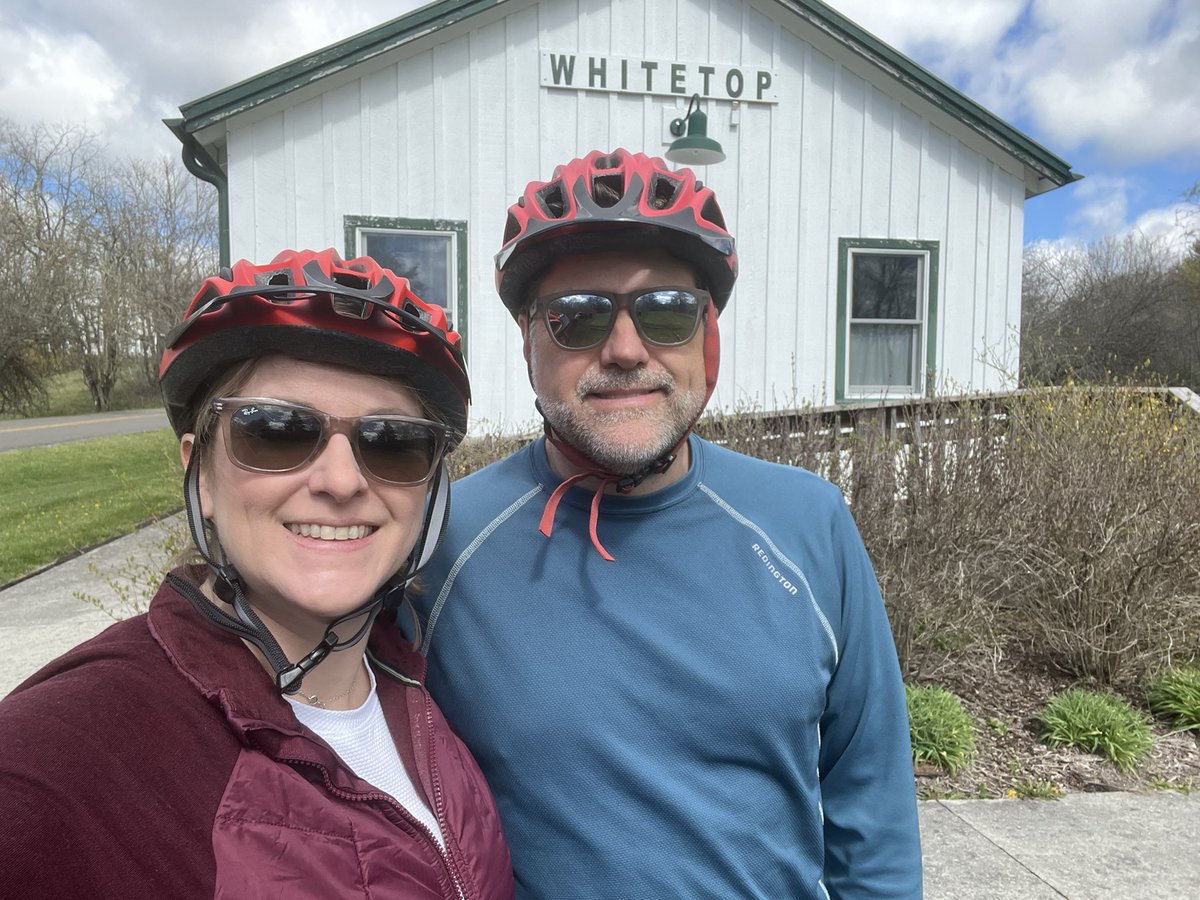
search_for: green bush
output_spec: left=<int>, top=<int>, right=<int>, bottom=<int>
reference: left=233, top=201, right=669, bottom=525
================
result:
left=906, top=685, right=976, bottom=775
left=1038, top=689, right=1154, bottom=770
left=1146, top=666, right=1200, bottom=731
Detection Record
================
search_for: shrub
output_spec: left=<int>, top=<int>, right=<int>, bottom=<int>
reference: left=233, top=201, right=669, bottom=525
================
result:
left=1000, top=381, right=1200, bottom=685
left=1038, top=689, right=1154, bottom=770
left=906, top=684, right=976, bottom=775
left=1146, top=666, right=1200, bottom=731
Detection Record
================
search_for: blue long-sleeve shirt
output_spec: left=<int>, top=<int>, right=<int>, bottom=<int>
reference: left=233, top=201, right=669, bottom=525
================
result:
left=416, top=435, right=922, bottom=899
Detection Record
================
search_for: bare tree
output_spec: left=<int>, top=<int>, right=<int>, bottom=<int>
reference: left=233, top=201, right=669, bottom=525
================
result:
left=0, top=120, right=217, bottom=412
left=118, top=157, right=218, bottom=384
left=0, top=120, right=102, bottom=411
left=1021, top=233, right=1190, bottom=385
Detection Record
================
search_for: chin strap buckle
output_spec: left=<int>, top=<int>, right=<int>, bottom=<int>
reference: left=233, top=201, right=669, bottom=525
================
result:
left=613, top=452, right=677, bottom=494
left=276, top=633, right=338, bottom=694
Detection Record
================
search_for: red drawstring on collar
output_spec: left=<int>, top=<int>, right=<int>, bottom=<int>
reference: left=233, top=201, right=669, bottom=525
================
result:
left=538, top=470, right=620, bottom=561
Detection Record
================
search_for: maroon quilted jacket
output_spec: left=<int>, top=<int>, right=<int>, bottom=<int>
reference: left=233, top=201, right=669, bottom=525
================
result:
left=0, top=569, right=514, bottom=899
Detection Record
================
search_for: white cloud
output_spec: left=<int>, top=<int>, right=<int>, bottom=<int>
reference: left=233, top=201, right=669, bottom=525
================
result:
left=1127, top=202, right=1195, bottom=259
left=1066, top=174, right=1132, bottom=238
left=1011, top=0, right=1200, bottom=164
left=0, top=25, right=130, bottom=133
left=1034, top=177, right=1194, bottom=259
left=828, top=0, right=1024, bottom=73
left=829, top=0, right=1200, bottom=166
left=0, top=0, right=428, bottom=159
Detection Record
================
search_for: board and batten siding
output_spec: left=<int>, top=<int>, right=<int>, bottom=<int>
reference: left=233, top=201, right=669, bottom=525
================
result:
left=223, top=0, right=1025, bottom=432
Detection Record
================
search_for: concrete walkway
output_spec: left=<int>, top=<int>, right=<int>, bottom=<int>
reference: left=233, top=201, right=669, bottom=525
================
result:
left=2, top=522, right=1198, bottom=897
left=0, top=515, right=180, bottom=697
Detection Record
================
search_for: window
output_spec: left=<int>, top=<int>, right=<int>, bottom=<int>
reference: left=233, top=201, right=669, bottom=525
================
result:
left=836, top=239, right=939, bottom=402
left=344, top=216, right=468, bottom=342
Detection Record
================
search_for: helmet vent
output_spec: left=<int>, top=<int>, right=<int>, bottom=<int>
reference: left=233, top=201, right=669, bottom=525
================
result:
left=592, top=173, right=624, bottom=208
left=649, top=174, right=681, bottom=210
left=536, top=182, right=567, bottom=219
left=701, top=195, right=727, bottom=230
left=594, top=154, right=621, bottom=170
left=262, top=270, right=301, bottom=304
left=331, top=271, right=370, bottom=290
left=331, top=296, right=370, bottom=319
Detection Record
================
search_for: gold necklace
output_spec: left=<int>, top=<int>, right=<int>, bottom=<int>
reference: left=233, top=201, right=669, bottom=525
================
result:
left=297, top=667, right=360, bottom=709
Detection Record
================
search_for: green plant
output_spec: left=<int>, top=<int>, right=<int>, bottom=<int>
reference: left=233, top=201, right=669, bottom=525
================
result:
left=905, top=685, right=976, bottom=775
left=986, top=716, right=1013, bottom=738
left=1145, top=666, right=1200, bottom=731
left=1038, top=689, right=1154, bottom=770
left=73, top=516, right=190, bottom=620
left=1010, top=778, right=1063, bottom=800
left=1148, top=775, right=1195, bottom=795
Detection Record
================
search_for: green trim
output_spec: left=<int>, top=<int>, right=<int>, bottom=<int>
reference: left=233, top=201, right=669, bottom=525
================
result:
left=344, top=215, right=469, bottom=354
left=170, top=0, right=1075, bottom=189
left=835, top=238, right=940, bottom=404
left=178, top=0, right=507, bottom=134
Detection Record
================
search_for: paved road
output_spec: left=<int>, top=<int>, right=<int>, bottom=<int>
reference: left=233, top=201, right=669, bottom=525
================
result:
left=0, top=408, right=170, bottom=452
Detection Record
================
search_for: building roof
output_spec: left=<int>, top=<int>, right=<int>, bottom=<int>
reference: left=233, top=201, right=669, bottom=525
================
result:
left=173, top=0, right=1077, bottom=190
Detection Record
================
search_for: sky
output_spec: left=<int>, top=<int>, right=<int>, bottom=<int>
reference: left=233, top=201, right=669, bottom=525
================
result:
left=1, top=0, right=1196, bottom=255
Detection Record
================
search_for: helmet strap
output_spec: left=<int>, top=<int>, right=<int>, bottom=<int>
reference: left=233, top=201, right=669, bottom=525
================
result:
left=175, top=452, right=443, bottom=695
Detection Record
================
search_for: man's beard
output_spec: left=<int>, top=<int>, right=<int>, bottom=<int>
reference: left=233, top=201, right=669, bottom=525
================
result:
left=536, top=367, right=706, bottom=474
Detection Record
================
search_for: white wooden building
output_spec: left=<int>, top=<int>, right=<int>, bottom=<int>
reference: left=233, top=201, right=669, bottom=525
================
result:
left=168, top=0, right=1077, bottom=432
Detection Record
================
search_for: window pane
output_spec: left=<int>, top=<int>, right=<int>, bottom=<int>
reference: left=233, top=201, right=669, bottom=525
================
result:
left=849, top=323, right=918, bottom=390
left=362, top=231, right=453, bottom=324
left=851, top=254, right=919, bottom=320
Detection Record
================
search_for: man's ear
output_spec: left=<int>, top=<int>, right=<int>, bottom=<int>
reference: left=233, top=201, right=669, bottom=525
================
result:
left=179, top=434, right=213, bottom=513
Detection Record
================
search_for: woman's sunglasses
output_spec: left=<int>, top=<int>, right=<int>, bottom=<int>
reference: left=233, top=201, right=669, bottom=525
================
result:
left=535, top=286, right=709, bottom=351
left=210, top=398, right=456, bottom=486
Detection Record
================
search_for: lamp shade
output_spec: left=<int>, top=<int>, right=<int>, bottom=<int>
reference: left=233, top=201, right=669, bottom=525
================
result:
left=666, top=108, right=725, bottom=166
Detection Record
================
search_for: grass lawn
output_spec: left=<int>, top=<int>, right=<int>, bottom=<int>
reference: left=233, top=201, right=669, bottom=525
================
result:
left=0, top=430, right=182, bottom=585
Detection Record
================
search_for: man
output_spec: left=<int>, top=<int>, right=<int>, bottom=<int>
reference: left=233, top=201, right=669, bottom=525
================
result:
left=416, top=148, right=922, bottom=898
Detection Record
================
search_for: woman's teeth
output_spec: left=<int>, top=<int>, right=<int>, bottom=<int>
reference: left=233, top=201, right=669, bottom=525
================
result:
left=288, top=524, right=374, bottom=541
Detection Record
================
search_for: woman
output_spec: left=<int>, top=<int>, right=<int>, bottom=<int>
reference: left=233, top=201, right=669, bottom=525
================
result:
left=0, top=249, right=514, bottom=899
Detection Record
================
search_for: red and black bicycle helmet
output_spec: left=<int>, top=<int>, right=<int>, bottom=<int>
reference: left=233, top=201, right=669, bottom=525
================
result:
left=158, top=249, right=470, bottom=695
left=495, top=148, right=737, bottom=317
left=160, top=248, right=469, bottom=440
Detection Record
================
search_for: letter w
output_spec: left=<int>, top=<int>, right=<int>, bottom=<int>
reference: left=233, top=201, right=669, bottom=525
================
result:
left=549, top=54, right=576, bottom=85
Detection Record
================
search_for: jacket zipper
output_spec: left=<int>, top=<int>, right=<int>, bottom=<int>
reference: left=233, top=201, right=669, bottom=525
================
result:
left=280, top=754, right=469, bottom=899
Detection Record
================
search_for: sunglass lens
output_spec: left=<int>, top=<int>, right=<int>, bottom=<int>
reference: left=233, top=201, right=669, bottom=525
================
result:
left=544, top=293, right=615, bottom=350
left=228, top=403, right=321, bottom=471
left=634, top=290, right=702, bottom=345
left=356, top=419, right=440, bottom=484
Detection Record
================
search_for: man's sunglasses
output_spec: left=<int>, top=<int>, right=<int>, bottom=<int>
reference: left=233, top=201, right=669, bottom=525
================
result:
left=210, top=398, right=456, bottom=486
left=534, top=286, right=709, bottom=351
